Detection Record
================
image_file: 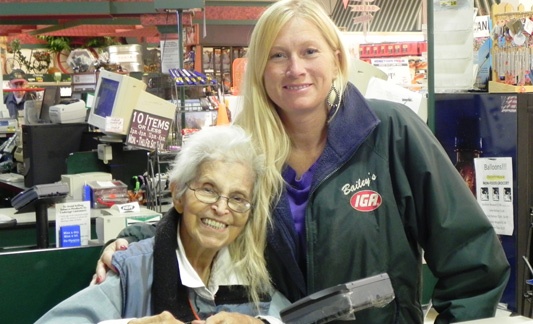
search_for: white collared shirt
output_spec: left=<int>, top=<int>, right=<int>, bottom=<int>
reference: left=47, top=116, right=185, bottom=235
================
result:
left=175, top=224, right=246, bottom=300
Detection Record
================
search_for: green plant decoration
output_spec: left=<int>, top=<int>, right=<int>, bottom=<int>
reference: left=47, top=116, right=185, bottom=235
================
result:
left=84, top=36, right=121, bottom=49
left=38, top=36, right=72, bottom=54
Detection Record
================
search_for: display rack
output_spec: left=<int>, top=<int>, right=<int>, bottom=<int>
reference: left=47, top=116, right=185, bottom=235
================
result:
left=170, top=82, right=219, bottom=146
left=489, top=3, right=533, bottom=93
left=145, top=150, right=177, bottom=213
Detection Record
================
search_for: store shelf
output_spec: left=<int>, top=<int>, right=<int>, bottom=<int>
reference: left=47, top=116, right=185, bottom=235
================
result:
left=488, top=81, right=533, bottom=93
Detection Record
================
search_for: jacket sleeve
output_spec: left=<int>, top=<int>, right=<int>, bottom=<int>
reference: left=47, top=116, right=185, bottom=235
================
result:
left=376, top=101, right=510, bottom=323
left=34, top=273, right=123, bottom=323
left=258, top=289, right=292, bottom=324
left=116, top=223, right=157, bottom=244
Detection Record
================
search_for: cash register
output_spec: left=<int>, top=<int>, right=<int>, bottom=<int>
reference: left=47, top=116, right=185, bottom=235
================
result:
left=11, top=182, right=69, bottom=248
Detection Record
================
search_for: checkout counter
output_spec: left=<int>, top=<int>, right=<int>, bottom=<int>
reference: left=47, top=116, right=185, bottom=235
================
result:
left=0, top=206, right=532, bottom=323
left=0, top=206, right=103, bottom=323
left=0, top=203, right=160, bottom=323
left=459, top=317, right=533, bottom=323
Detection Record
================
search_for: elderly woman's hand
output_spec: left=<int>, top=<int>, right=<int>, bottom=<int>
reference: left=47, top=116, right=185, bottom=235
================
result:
left=127, top=311, right=186, bottom=323
left=202, top=312, right=266, bottom=323
left=90, top=238, right=129, bottom=285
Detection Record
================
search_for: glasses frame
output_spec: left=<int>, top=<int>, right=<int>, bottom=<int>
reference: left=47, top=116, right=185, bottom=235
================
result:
left=187, top=185, right=252, bottom=213
left=11, top=81, right=26, bottom=88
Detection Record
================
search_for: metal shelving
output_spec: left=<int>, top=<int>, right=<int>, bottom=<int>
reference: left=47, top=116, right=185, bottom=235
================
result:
left=145, top=150, right=177, bottom=213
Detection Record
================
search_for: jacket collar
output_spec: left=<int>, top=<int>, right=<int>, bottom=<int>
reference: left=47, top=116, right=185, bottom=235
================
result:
left=316, top=82, right=380, bottom=181
left=152, top=209, right=196, bottom=321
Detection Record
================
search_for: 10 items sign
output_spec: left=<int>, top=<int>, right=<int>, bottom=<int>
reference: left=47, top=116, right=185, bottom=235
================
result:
left=127, top=110, right=173, bottom=150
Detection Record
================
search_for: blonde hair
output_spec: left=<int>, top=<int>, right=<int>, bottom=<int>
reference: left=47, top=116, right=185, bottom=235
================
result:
left=168, top=125, right=271, bottom=306
left=235, top=0, right=350, bottom=204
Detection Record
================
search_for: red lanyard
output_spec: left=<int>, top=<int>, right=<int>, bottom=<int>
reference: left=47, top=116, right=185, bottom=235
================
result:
left=187, top=294, right=202, bottom=321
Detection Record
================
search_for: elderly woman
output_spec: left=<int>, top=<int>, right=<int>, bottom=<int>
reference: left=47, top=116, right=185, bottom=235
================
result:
left=36, top=125, right=288, bottom=324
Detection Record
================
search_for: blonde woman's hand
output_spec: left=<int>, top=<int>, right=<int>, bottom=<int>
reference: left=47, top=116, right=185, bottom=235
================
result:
left=202, top=312, right=265, bottom=323
left=90, top=238, right=129, bottom=285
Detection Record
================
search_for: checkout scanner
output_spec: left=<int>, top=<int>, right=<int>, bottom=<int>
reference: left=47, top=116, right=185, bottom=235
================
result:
left=49, top=99, right=86, bottom=124
left=280, top=273, right=394, bottom=324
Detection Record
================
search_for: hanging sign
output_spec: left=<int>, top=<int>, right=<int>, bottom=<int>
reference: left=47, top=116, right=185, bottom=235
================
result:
left=350, top=4, right=380, bottom=12
left=353, top=14, right=373, bottom=24
left=342, top=0, right=349, bottom=9
left=127, top=110, right=173, bottom=150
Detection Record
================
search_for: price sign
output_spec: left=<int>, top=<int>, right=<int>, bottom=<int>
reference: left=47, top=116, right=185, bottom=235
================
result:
left=127, top=110, right=173, bottom=150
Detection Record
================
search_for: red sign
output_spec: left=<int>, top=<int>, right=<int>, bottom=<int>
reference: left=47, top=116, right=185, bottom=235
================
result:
left=350, top=4, right=380, bottom=12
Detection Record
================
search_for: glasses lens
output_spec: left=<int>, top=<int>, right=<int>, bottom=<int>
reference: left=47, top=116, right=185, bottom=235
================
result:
left=193, top=188, right=218, bottom=204
left=191, top=186, right=251, bottom=213
left=13, top=82, right=24, bottom=87
left=228, top=199, right=251, bottom=213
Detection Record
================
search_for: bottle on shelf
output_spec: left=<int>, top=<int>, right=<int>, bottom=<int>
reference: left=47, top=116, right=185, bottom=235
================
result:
left=454, top=116, right=482, bottom=197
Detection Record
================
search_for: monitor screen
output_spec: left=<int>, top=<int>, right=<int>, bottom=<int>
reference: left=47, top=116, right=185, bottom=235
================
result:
left=93, top=78, right=119, bottom=118
left=40, top=86, right=61, bottom=123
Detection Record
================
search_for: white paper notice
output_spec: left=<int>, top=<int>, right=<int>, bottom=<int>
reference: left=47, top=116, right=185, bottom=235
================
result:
left=55, top=201, right=91, bottom=246
left=105, top=116, right=124, bottom=134
left=474, top=157, right=514, bottom=236
left=160, top=39, right=181, bottom=74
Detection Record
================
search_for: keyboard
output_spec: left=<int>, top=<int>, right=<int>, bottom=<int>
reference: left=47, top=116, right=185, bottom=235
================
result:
left=0, top=173, right=24, bottom=183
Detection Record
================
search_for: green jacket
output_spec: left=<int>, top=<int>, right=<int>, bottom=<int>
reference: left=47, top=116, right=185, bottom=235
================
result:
left=265, top=83, right=510, bottom=323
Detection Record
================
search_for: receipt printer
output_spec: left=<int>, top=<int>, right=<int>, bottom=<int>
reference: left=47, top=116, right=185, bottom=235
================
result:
left=95, top=205, right=162, bottom=244
left=49, top=99, right=86, bottom=124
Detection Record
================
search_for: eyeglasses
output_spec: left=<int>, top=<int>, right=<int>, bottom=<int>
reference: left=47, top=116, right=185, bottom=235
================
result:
left=11, top=82, right=26, bottom=88
left=187, top=185, right=252, bottom=213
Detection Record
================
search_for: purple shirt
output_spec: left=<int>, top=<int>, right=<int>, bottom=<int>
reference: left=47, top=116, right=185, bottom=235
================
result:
left=283, top=162, right=317, bottom=247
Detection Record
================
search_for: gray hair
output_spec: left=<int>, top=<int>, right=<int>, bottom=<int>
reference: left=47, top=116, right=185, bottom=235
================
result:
left=168, top=125, right=264, bottom=202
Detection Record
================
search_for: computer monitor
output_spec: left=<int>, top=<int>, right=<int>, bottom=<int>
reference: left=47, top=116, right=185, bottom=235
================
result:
left=22, top=123, right=89, bottom=187
left=87, top=70, right=147, bottom=136
left=23, top=100, right=42, bottom=125
left=40, top=86, right=61, bottom=123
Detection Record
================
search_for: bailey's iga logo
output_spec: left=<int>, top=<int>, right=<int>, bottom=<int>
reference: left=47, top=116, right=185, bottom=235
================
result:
left=350, top=190, right=382, bottom=212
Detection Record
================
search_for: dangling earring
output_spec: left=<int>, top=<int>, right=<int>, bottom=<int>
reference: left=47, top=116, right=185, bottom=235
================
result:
left=326, top=84, right=340, bottom=123
left=326, top=84, right=339, bottom=109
